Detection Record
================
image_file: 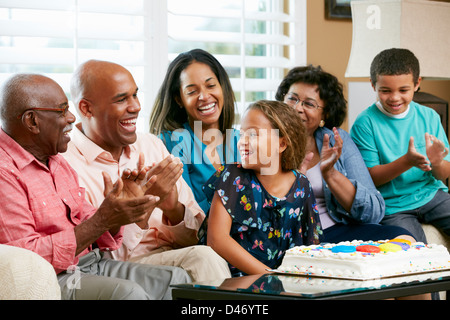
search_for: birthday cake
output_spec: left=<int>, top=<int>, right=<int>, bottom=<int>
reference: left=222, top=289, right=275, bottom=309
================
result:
left=276, top=239, right=450, bottom=280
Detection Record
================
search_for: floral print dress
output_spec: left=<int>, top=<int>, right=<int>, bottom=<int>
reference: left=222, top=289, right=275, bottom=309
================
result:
left=203, top=164, right=323, bottom=276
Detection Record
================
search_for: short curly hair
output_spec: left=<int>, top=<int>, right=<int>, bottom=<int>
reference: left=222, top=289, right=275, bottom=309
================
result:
left=246, top=100, right=306, bottom=172
left=370, top=48, right=420, bottom=86
left=275, top=65, right=347, bottom=129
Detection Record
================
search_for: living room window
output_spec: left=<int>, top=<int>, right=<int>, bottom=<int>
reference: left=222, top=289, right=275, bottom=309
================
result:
left=0, top=0, right=306, bottom=131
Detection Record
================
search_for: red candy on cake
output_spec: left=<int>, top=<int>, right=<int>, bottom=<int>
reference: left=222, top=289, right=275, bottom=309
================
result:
left=356, top=245, right=381, bottom=253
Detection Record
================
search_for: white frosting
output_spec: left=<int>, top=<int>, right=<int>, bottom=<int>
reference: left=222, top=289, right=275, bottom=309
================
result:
left=279, top=271, right=450, bottom=295
left=278, top=240, right=450, bottom=280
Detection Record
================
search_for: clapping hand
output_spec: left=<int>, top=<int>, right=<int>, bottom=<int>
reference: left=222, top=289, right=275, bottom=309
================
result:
left=120, top=153, right=157, bottom=198
left=100, top=163, right=160, bottom=230
left=105, top=153, right=184, bottom=226
left=425, top=133, right=449, bottom=168
left=143, top=154, right=183, bottom=212
left=405, top=137, right=431, bottom=172
left=103, top=152, right=159, bottom=229
left=320, top=127, right=342, bottom=177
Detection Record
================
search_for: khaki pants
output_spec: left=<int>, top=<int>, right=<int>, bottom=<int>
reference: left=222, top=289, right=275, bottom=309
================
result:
left=130, top=245, right=231, bottom=282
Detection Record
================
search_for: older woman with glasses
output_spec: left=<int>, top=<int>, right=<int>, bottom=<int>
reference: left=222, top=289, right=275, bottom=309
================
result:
left=275, top=65, right=415, bottom=244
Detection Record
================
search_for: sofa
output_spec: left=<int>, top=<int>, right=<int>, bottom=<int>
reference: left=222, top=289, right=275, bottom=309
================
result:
left=0, top=244, right=60, bottom=300
left=423, top=224, right=450, bottom=249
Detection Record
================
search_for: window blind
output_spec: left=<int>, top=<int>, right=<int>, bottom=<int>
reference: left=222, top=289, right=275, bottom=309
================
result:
left=167, top=0, right=306, bottom=119
left=0, top=0, right=306, bottom=131
left=0, top=0, right=167, bottom=131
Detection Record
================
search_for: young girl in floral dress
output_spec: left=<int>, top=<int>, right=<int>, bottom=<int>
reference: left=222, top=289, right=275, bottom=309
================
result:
left=204, top=100, right=323, bottom=276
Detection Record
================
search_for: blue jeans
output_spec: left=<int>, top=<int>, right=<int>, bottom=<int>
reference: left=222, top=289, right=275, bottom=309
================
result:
left=381, top=190, right=450, bottom=243
left=323, top=223, right=412, bottom=243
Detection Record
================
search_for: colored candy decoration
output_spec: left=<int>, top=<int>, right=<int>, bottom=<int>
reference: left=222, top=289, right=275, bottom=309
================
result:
left=388, top=242, right=410, bottom=250
left=331, top=245, right=356, bottom=253
left=379, top=243, right=402, bottom=252
left=356, top=245, right=381, bottom=253
left=387, top=238, right=411, bottom=250
left=388, top=238, right=412, bottom=246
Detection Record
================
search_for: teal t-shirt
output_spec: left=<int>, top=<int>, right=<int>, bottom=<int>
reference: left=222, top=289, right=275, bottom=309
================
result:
left=350, top=101, right=450, bottom=215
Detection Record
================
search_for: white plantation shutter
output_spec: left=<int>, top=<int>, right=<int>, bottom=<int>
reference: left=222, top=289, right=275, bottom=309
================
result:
left=0, top=0, right=167, bottom=131
left=0, top=0, right=306, bottom=130
left=168, top=0, right=306, bottom=118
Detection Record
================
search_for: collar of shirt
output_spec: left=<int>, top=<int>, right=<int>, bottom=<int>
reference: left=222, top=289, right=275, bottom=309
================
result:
left=0, top=128, right=63, bottom=171
left=376, top=101, right=411, bottom=119
left=71, top=123, right=133, bottom=164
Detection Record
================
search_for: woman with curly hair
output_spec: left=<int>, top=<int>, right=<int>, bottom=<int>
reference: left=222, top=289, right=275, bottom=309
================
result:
left=276, top=65, right=414, bottom=244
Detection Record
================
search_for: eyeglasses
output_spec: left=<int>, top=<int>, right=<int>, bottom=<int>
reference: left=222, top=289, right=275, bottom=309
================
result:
left=283, top=93, right=322, bottom=110
left=17, top=105, right=70, bottom=119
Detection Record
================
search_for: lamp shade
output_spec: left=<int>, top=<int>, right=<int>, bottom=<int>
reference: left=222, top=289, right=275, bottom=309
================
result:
left=345, top=0, right=450, bottom=79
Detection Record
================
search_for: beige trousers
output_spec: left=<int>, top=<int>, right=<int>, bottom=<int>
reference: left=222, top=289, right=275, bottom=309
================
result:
left=130, top=245, right=231, bottom=282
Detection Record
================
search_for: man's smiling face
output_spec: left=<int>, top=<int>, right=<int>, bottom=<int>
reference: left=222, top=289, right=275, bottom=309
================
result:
left=82, top=63, right=141, bottom=157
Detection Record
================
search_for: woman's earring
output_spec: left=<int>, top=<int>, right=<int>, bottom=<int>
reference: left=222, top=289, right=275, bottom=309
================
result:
left=319, top=120, right=325, bottom=128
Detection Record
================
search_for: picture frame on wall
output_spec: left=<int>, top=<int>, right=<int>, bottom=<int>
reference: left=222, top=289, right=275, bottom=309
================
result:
left=325, top=0, right=352, bottom=20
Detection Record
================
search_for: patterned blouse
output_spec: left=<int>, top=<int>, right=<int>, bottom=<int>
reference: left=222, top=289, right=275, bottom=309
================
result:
left=203, top=164, right=323, bottom=276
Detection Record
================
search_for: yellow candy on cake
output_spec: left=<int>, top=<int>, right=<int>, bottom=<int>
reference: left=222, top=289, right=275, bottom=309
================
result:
left=379, top=243, right=402, bottom=253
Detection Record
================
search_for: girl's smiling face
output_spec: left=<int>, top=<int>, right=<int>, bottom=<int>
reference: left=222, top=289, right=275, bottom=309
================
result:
left=372, top=73, right=421, bottom=115
left=238, top=108, right=285, bottom=174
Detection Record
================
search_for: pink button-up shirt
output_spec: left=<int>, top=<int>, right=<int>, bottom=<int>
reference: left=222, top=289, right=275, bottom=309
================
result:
left=0, top=129, right=123, bottom=274
left=62, top=124, right=205, bottom=261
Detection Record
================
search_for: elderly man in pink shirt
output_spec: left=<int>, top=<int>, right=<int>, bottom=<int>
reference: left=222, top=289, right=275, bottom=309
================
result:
left=63, top=59, right=230, bottom=282
left=0, top=74, right=191, bottom=299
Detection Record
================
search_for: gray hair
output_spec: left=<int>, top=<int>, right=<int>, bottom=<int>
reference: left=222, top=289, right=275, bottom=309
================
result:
left=0, top=74, right=40, bottom=124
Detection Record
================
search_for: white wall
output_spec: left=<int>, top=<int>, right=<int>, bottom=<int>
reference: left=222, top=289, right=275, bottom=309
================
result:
left=347, top=81, right=376, bottom=129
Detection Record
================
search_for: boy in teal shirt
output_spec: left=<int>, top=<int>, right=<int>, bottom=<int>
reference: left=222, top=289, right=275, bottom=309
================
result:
left=351, top=48, right=450, bottom=243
